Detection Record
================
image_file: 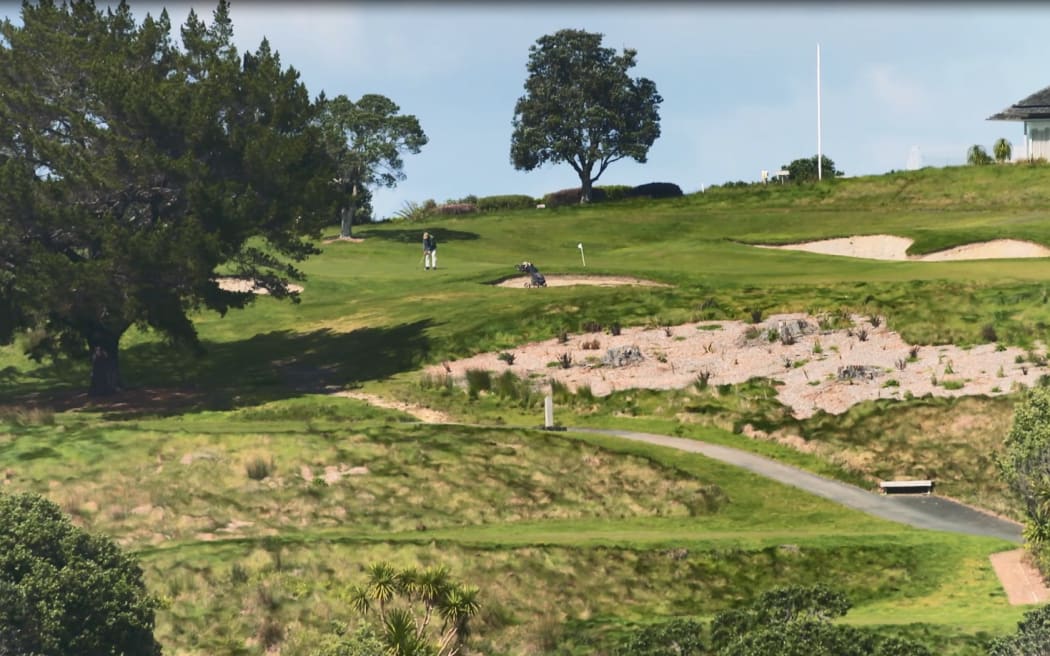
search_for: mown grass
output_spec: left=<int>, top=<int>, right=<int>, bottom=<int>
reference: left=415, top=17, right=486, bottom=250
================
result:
left=3, top=164, right=1050, bottom=654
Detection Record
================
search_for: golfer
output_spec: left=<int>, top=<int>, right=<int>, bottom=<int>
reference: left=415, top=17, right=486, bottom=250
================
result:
left=422, top=231, right=437, bottom=270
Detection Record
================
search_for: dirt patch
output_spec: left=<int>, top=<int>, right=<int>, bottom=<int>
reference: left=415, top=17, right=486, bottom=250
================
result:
left=990, top=549, right=1050, bottom=604
left=322, top=236, right=366, bottom=244
left=215, top=277, right=305, bottom=294
left=757, top=235, right=1050, bottom=261
left=430, top=313, right=1044, bottom=419
left=494, top=275, right=670, bottom=288
left=331, top=390, right=455, bottom=423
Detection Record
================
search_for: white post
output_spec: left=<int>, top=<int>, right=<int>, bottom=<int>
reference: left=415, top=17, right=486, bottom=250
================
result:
left=577, top=243, right=586, bottom=267
left=817, top=43, right=823, bottom=181
left=544, top=395, right=554, bottom=428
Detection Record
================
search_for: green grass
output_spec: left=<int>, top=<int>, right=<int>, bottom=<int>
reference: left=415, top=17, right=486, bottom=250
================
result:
left=4, top=163, right=1050, bottom=654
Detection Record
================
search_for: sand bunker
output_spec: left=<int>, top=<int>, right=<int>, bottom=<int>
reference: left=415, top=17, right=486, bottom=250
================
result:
left=757, top=235, right=1050, bottom=261
left=495, top=275, right=669, bottom=288
left=431, top=312, right=1046, bottom=419
left=215, top=277, right=304, bottom=294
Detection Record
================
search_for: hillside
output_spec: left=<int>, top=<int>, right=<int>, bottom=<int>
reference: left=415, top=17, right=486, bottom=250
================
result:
left=3, top=163, right=1050, bottom=654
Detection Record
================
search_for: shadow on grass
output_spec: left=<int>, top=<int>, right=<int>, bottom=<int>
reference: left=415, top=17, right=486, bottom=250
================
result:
left=355, top=227, right=481, bottom=244
left=2, top=320, right=434, bottom=419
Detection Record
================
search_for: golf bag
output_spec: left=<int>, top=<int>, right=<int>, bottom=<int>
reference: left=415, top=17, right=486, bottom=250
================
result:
left=516, top=261, right=547, bottom=288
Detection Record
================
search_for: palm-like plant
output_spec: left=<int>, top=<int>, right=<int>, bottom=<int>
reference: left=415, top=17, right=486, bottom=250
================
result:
left=967, top=144, right=993, bottom=166
left=994, top=137, right=1013, bottom=163
left=437, top=585, right=481, bottom=656
left=365, top=562, right=401, bottom=616
left=349, top=562, right=480, bottom=656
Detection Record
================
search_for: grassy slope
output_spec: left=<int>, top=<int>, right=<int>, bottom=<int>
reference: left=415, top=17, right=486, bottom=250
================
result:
left=3, top=164, right=1050, bottom=653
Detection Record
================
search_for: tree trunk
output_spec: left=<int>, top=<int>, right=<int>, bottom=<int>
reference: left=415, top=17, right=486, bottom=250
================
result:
left=88, top=331, right=123, bottom=397
left=339, top=206, right=352, bottom=238
left=339, top=184, right=359, bottom=238
left=578, top=166, right=594, bottom=204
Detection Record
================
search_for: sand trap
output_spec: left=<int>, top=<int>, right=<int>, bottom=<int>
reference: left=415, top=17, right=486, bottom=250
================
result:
left=215, top=277, right=304, bottom=294
left=757, top=235, right=1050, bottom=261
left=495, top=275, right=670, bottom=288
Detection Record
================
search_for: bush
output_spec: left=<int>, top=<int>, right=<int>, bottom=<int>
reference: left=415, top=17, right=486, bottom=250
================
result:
left=477, top=194, right=537, bottom=211
left=627, top=182, right=683, bottom=199
left=542, top=186, right=608, bottom=207
left=595, top=184, right=632, bottom=201
left=433, top=202, right=478, bottom=216
left=246, top=455, right=275, bottom=480
left=0, top=493, right=162, bottom=656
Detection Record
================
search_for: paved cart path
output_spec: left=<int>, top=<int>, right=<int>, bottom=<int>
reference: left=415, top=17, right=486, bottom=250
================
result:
left=572, top=427, right=1023, bottom=543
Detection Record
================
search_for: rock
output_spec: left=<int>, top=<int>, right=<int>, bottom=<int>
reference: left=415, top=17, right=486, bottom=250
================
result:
left=602, top=345, right=644, bottom=367
left=837, top=365, right=882, bottom=381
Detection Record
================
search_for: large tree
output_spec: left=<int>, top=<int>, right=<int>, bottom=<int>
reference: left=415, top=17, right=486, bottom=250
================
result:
left=510, top=28, right=662, bottom=203
left=0, top=0, right=339, bottom=395
left=0, top=492, right=160, bottom=655
left=317, top=94, right=427, bottom=238
left=999, top=386, right=1050, bottom=574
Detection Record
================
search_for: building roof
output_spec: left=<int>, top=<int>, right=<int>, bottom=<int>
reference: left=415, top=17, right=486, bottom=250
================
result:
left=988, top=85, right=1050, bottom=120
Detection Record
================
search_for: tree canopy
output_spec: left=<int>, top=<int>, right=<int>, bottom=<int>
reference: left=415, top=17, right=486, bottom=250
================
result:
left=317, top=93, right=427, bottom=238
left=0, top=492, right=160, bottom=655
left=510, top=28, right=662, bottom=203
left=0, top=0, right=339, bottom=395
left=781, top=155, right=843, bottom=183
left=710, top=585, right=931, bottom=656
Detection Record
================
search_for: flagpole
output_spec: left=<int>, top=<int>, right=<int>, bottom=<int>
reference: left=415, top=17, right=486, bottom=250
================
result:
left=817, top=43, right=822, bottom=181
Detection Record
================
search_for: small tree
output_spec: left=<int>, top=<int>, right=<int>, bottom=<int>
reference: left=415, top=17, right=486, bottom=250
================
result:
left=317, top=94, right=428, bottom=238
left=968, top=144, right=994, bottom=165
left=999, top=386, right=1050, bottom=573
left=781, top=155, right=843, bottom=183
left=511, top=29, right=663, bottom=203
left=348, top=562, right=480, bottom=656
left=0, top=493, right=161, bottom=656
left=994, top=137, right=1013, bottom=163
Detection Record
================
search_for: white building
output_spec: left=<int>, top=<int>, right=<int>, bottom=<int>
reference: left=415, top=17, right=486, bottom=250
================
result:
left=988, top=85, right=1050, bottom=161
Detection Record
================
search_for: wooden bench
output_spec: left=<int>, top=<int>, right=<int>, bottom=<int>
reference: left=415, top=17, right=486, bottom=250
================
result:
left=879, top=480, right=934, bottom=495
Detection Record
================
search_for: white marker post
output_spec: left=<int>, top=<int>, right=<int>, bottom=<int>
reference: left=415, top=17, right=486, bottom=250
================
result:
left=577, top=242, right=586, bottom=267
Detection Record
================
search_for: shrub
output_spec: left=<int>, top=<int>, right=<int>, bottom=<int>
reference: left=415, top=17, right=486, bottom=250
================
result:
left=465, top=368, right=492, bottom=396
left=558, top=353, right=573, bottom=369
left=433, top=202, right=478, bottom=216
left=392, top=200, right=431, bottom=222
left=627, top=181, right=683, bottom=199
left=609, top=322, right=622, bottom=336
left=582, top=321, right=603, bottom=333
left=477, top=194, right=537, bottom=211
left=246, top=455, right=275, bottom=480
left=595, top=184, right=632, bottom=201
left=581, top=339, right=601, bottom=350
left=0, top=493, right=162, bottom=656
left=982, top=323, right=999, bottom=342
left=749, top=308, right=763, bottom=324
left=695, top=370, right=712, bottom=390
left=543, top=186, right=608, bottom=207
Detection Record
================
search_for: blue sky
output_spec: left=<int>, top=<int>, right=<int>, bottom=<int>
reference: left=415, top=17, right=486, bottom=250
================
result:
left=5, top=2, right=1050, bottom=218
